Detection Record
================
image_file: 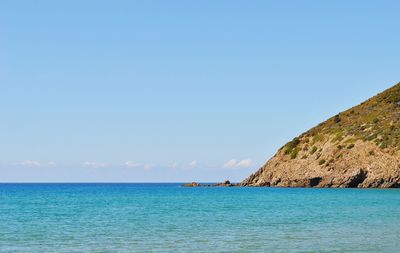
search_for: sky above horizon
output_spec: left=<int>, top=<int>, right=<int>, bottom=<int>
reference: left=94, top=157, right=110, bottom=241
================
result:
left=1, top=0, right=399, bottom=182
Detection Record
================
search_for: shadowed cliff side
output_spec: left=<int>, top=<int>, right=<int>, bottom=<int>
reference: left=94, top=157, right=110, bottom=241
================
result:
left=242, top=82, right=400, bottom=188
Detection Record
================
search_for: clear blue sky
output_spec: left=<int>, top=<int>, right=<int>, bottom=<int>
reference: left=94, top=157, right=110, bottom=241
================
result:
left=0, top=0, right=399, bottom=182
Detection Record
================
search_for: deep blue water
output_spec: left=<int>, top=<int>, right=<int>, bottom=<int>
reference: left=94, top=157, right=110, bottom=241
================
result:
left=0, top=183, right=399, bottom=252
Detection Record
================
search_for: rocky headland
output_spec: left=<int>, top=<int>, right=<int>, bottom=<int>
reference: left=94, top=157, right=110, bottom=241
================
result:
left=241, top=82, right=400, bottom=188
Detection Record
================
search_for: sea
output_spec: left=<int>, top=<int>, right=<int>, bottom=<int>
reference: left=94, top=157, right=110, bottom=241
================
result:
left=0, top=183, right=399, bottom=252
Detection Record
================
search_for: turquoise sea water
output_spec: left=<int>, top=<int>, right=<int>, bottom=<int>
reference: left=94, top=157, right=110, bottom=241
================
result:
left=0, top=184, right=399, bottom=252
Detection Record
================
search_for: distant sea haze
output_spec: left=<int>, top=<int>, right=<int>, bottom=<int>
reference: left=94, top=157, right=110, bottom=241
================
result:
left=1, top=183, right=399, bottom=252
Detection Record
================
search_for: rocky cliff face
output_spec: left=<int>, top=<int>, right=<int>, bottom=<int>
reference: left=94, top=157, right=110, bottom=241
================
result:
left=242, top=83, right=400, bottom=188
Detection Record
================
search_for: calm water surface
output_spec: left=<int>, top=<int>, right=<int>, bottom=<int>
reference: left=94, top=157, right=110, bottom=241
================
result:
left=0, top=184, right=399, bottom=252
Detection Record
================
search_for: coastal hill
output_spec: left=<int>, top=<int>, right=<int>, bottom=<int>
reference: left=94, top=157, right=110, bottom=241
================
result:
left=242, top=83, right=400, bottom=188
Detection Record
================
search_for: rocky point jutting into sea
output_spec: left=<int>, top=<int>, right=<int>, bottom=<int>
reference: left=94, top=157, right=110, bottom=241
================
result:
left=241, top=82, right=400, bottom=188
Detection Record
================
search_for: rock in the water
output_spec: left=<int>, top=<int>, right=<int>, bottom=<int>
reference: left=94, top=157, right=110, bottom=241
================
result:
left=182, top=180, right=236, bottom=187
left=214, top=180, right=233, bottom=187
left=242, top=82, right=400, bottom=188
left=183, top=182, right=200, bottom=187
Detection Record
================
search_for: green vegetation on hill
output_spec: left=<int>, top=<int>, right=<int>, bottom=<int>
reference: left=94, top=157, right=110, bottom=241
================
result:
left=283, top=83, right=400, bottom=155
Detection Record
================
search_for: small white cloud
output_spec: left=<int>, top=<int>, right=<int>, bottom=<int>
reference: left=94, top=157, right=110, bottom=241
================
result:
left=17, top=160, right=41, bottom=167
left=223, top=159, right=253, bottom=168
left=16, top=160, right=56, bottom=168
left=189, top=160, right=197, bottom=167
left=236, top=159, right=253, bottom=168
left=223, top=159, right=237, bottom=168
left=121, top=161, right=141, bottom=168
left=168, top=162, right=178, bottom=168
left=82, top=161, right=106, bottom=168
left=143, top=163, right=156, bottom=169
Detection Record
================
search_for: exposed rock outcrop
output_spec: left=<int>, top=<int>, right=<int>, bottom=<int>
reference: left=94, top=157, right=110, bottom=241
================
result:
left=183, top=180, right=237, bottom=187
left=242, top=82, right=400, bottom=188
left=183, top=182, right=201, bottom=187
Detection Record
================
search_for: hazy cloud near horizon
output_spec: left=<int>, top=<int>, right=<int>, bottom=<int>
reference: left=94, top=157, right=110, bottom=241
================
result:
left=82, top=161, right=107, bottom=169
left=189, top=160, right=198, bottom=167
left=121, top=161, right=141, bottom=168
left=15, top=160, right=56, bottom=168
left=223, top=159, right=253, bottom=169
